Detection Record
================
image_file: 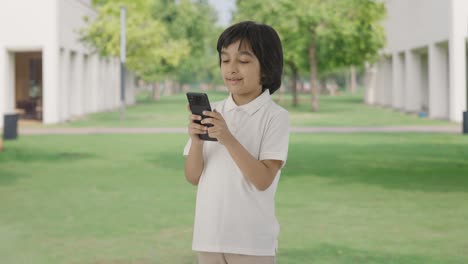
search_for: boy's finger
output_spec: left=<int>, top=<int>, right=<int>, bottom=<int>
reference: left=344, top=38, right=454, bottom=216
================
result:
left=189, top=114, right=202, bottom=121
left=201, top=118, right=214, bottom=125
left=203, top=110, right=222, bottom=119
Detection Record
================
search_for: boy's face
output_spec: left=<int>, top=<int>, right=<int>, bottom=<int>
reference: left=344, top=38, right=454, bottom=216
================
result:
left=220, top=40, right=262, bottom=101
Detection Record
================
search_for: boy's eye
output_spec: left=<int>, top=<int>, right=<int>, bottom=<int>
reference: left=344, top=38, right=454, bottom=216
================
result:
left=240, top=61, right=249, bottom=64
left=222, top=60, right=229, bottom=63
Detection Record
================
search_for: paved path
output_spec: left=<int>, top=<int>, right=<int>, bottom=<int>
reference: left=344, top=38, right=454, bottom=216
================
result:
left=18, top=126, right=462, bottom=135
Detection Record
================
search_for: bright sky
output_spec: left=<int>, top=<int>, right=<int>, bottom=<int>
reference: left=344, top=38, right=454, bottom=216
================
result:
left=207, top=0, right=236, bottom=26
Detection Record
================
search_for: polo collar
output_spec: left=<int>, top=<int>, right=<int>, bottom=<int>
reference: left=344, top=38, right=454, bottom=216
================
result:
left=225, top=89, right=271, bottom=116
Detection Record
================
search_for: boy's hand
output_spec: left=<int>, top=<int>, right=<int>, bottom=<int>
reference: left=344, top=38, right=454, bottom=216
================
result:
left=187, top=104, right=207, bottom=145
left=201, top=110, right=234, bottom=145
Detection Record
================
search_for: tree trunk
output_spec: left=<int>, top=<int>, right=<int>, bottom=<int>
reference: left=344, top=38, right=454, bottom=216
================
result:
left=164, top=79, right=173, bottom=96
left=292, top=69, right=298, bottom=107
left=309, top=41, right=320, bottom=111
left=287, top=62, right=299, bottom=107
left=351, top=65, right=357, bottom=94
left=152, top=83, right=160, bottom=101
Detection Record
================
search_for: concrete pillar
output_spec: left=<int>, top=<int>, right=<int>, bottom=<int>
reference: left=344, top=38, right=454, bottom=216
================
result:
left=420, top=53, right=429, bottom=112
left=0, top=49, right=5, bottom=127
left=59, top=48, right=70, bottom=121
left=375, top=60, right=385, bottom=105
left=392, top=52, right=405, bottom=109
left=75, top=53, right=83, bottom=116
left=90, top=54, right=99, bottom=113
left=113, top=58, right=119, bottom=108
left=0, top=50, right=15, bottom=127
left=449, top=0, right=468, bottom=122
left=43, top=45, right=60, bottom=124
left=69, top=52, right=77, bottom=117
left=383, top=57, right=393, bottom=107
left=364, top=63, right=377, bottom=105
left=405, top=50, right=421, bottom=112
left=429, top=43, right=449, bottom=119
left=99, top=57, right=106, bottom=111
left=82, top=54, right=90, bottom=114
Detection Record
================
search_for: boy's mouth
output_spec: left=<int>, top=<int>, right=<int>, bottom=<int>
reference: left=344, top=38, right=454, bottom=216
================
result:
left=226, top=78, right=243, bottom=85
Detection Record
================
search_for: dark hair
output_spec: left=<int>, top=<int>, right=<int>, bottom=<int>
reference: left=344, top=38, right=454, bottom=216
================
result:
left=216, top=21, right=283, bottom=94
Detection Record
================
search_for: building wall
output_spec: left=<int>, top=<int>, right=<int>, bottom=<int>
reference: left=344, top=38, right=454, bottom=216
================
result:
left=383, top=0, right=451, bottom=53
left=0, top=0, right=135, bottom=128
left=368, top=0, right=468, bottom=122
left=0, top=0, right=57, bottom=126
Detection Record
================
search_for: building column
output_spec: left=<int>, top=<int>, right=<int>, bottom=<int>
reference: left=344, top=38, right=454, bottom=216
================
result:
left=81, top=54, right=89, bottom=115
left=98, top=57, right=105, bottom=111
left=90, top=54, right=99, bottom=113
left=383, top=57, right=393, bottom=107
left=429, top=43, right=449, bottom=119
left=449, top=0, right=468, bottom=122
left=0, top=49, right=15, bottom=127
left=43, top=45, right=60, bottom=124
left=0, top=49, right=5, bottom=127
left=113, top=58, right=119, bottom=108
left=68, top=52, right=76, bottom=117
left=364, top=63, right=377, bottom=105
left=375, top=60, right=385, bottom=105
left=392, top=52, right=405, bottom=109
left=405, top=50, right=421, bottom=112
left=59, top=49, right=70, bottom=121
left=75, top=53, right=84, bottom=116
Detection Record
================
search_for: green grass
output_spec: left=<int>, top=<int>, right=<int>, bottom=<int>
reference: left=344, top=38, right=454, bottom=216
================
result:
left=1, top=133, right=468, bottom=263
left=33, top=90, right=455, bottom=128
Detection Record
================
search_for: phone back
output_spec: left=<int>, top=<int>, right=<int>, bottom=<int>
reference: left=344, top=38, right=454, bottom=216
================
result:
left=186, top=92, right=217, bottom=141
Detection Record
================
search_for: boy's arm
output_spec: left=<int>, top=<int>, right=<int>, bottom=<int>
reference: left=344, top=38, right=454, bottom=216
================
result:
left=202, top=110, right=285, bottom=191
left=184, top=105, right=208, bottom=186
left=223, top=139, right=282, bottom=191
left=184, top=141, right=204, bottom=185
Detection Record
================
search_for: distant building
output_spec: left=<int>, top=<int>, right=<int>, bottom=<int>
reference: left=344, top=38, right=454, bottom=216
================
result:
left=366, top=0, right=468, bottom=122
left=0, top=0, right=136, bottom=127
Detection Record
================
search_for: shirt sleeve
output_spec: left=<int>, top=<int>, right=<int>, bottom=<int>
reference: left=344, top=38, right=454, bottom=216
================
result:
left=259, top=110, right=290, bottom=168
left=183, top=138, right=192, bottom=157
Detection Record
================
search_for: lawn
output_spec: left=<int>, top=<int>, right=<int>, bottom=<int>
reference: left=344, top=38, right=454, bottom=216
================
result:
left=1, top=133, right=467, bottom=263
left=29, top=90, right=456, bottom=128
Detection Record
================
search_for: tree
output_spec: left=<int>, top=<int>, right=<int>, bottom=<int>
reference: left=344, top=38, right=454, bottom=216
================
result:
left=153, top=0, right=222, bottom=89
left=234, top=0, right=386, bottom=111
left=234, top=0, right=309, bottom=107
left=84, top=0, right=190, bottom=80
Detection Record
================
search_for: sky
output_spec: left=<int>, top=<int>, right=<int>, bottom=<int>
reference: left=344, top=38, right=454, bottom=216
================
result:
left=207, top=0, right=236, bottom=26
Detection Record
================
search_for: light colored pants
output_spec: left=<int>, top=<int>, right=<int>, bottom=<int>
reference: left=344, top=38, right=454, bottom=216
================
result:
left=197, top=252, right=275, bottom=264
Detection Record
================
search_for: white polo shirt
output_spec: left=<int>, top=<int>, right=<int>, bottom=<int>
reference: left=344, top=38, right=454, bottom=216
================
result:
left=183, top=89, right=290, bottom=256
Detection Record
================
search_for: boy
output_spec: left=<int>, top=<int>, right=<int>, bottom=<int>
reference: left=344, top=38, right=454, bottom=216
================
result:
left=184, top=21, right=289, bottom=264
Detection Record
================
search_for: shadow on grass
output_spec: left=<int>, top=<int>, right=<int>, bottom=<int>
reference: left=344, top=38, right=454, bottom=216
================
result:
left=0, top=168, right=27, bottom=185
left=0, top=147, right=95, bottom=163
left=0, top=145, right=95, bottom=185
left=144, top=151, right=185, bottom=172
left=282, top=141, right=468, bottom=193
left=278, top=243, right=460, bottom=264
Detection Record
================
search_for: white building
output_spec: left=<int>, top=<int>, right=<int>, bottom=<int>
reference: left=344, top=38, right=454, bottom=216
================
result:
left=0, top=0, right=136, bottom=127
left=366, top=0, right=468, bottom=122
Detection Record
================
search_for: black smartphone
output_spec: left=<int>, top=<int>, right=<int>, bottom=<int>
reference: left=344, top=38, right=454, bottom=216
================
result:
left=186, top=92, right=218, bottom=141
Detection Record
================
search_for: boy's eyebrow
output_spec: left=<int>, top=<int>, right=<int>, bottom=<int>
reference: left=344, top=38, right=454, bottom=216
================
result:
left=220, top=50, right=254, bottom=57
left=238, top=51, right=254, bottom=57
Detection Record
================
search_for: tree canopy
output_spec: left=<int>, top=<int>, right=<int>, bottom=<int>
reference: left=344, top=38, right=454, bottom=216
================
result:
left=82, top=0, right=221, bottom=84
left=235, top=0, right=386, bottom=110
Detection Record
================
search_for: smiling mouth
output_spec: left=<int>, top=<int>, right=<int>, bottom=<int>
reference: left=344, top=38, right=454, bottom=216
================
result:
left=227, top=78, right=243, bottom=81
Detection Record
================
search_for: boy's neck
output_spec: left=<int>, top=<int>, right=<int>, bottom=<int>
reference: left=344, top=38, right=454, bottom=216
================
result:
left=232, top=89, right=263, bottom=106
